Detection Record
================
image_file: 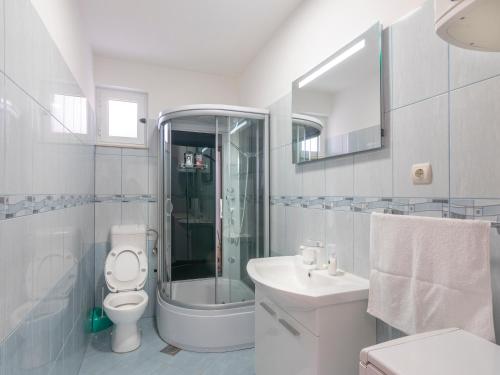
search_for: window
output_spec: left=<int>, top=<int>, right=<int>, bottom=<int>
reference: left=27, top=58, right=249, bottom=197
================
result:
left=97, top=87, right=148, bottom=147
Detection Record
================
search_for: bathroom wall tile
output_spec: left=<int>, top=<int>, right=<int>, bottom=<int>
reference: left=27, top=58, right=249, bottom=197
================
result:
left=148, top=156, right=158, bottom=197
left=96, top=146, right=121, bottom=155
left=32, top=106, right=64, bottom=194
left=450, top=45, right=500, bottom=90
left=0, top=0, right=4, bottom=73
left=450, top=75, right=500, bottom=198
left=122, top=202, right=148, bottom=226
left=284, top=206, right=303, bottom=256
left=393, top=94, right=449, bottom=197
left=391, top=0, right=448, bottom=108
left=301, top=208, right=325, bottom=248
left=382, top=26, right=392, bottom=113
left=301, top=160, right=325, bottom=197
left=95, top=203, right=121, bottom=244
left=353, top=213, right=371, bottom=279
left=94, top=242, right=109, bottom=306
left=0, top=215, right=34, bottom=341
left=3, top=319, right=33, bottom=375
left=324, top=155, right=354, bottom=197
left=95, top=153, right=122, bottom=195
left=270, top=146, right=282, bottom=196
left=122, top=155, right=149, bottom=195
left=489, top=228, right=500, bottom=341
left=147, top=120, right=159, bottom=158
left=269, top=94, right=291, bottom=150
left=325, top=210, right=354, bottom=272
left=271, top=144, right=302, bottom=197
left=0, top=78, right=34, bottom=195
left=122, top=148, right=148, bottom=157
left=148, top=202, right=158, bottom=231
left=270, top=205, right=286, bottom=256
left=354, top=113, right=392, bottom=197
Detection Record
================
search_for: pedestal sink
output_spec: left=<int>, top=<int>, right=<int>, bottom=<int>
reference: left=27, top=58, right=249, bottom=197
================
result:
left=247, top=256, right=376, bottom=375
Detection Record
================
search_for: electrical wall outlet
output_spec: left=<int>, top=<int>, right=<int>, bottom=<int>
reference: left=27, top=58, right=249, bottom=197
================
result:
left=412, top=163, right=432, bottom=185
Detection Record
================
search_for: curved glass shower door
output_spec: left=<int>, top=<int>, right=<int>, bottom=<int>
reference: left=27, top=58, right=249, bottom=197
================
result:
left=158, top=107, right=269, bottom=309
left=219, top=116, right=266, bottom=304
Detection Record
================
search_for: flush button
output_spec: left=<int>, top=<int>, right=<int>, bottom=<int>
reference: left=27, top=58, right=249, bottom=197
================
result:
left=412, top=163, right=432, bottom=185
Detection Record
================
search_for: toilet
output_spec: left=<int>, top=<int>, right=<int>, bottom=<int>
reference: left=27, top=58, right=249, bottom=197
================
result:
left=359, top=328, right=500, bottom=375
left=103, top=224, right=148, bottom=353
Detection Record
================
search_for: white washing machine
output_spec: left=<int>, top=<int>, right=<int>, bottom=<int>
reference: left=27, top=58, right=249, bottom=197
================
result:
left=359, top=328, right=500, bottom=375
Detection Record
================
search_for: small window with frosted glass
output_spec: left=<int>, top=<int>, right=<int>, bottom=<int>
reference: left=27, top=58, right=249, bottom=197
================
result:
left=96, top=87, right=148, bottom=147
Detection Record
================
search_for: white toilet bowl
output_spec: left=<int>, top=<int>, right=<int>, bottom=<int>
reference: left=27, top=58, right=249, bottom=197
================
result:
left=103, top=225, right=148, bottom=353
left=103, top=290, right=148, bottom=353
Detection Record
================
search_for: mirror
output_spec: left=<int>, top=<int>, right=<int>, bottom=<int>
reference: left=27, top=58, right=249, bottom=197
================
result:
left=292, top=23, right=382, bottom=163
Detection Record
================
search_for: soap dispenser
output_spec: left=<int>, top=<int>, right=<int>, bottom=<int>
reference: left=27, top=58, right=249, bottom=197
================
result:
left=327, top=244, right=338, bottom=276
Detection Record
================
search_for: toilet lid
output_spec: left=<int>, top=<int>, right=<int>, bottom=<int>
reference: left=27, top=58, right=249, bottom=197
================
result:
left=105, top=245, right=148, bottom=292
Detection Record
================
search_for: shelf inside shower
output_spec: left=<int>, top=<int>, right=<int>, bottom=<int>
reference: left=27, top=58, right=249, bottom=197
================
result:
left=177, top=163, right=208, bottom=172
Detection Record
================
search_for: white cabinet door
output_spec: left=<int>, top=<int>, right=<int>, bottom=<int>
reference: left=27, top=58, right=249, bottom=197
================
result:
left=255, top=294, right=318, bottom=375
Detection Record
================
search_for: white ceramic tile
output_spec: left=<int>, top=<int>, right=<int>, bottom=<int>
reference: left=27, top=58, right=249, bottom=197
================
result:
left=32, top=105, right=63, bottom=194
left=147, top=119, right=159, bottom=157
left=0, top=0, right=4, bottom=73
left=325, top=210, right=354, bottom=272
left=148, top=202, right=158, bottom=231
left=270, top=146, right=282, bottom=196
left=283, top=144, right=302, bottom=196
left=393, top=94, right=449, bottom=197
left=122, top=148, right=148, bottom=157
left=353, top=213, right=371, bottom=279
left=382, top=26, right=392, bottom=113
left=122, top=155, right=149, bottom=195
left=391, top=0, right=449, bottom=108
left=269, top=94, right=291, bottom=150
left=301, top=160, right=325, bottom=197
left=122, top=202, right=148, bottom=226
left=95, top=153, right=121, bottom=195
left=450, top=75, right=500, bottom=197
left=284, top=206, right=303, bottom=256
left=0, top=215, right=34, bottom=340
left=354, top=113, right=392, bottom=197
left=5, top=0, right=33, bottom=95
left=450, top=45, right=500, bottom=90
left=95, top=202, right=121, bottom=243
left=95, top=146, right=121, bottom=155
left=270, top=144, right=302, bottom=197
left=270, top=205, right=286, bottom=256
left=0, top=78, right=34, bottom=194
left=301, top=208, right=325, bottom=246
left=324, top=155, right=354, bottom=196
left=148, top=156, right=158, bottom=196
left=489, top=228, right=500, bottom=341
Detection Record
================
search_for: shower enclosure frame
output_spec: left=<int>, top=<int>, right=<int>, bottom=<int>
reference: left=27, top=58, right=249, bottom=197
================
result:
left=156, top=104, right=269, bottom=352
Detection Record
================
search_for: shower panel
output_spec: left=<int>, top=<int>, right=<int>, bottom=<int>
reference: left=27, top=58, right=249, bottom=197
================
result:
left=157, top=106, right=269, bottom=352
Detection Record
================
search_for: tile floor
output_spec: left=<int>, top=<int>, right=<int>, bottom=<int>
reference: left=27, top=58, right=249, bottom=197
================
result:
left=78, top=318, right=255, bottom=375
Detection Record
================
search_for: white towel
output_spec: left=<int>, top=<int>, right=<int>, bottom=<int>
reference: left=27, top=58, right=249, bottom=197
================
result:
left=367, top=212, right=495, bottom=342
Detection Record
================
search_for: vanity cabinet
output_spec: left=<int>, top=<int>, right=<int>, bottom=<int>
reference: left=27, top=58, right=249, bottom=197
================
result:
left=255, top=287, right=375, bottom=375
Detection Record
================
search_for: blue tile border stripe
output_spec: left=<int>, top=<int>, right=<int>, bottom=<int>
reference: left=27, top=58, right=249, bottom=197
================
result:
left=0, top=194, right=157, bottom=221
left=271, top=196, right=500, bottom=224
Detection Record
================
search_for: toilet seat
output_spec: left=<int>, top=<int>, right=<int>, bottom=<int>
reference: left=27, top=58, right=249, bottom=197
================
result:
left=105, top=245, right=148, bottom=293
left=104, top=290, right=148, bottom=312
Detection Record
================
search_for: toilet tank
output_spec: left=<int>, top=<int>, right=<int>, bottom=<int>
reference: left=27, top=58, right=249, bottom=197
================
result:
left=111, top=225, right=147, bottom=250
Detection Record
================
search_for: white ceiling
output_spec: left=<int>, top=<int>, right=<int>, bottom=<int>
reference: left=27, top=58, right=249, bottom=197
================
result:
left=80, top=0, right=303, bottom=77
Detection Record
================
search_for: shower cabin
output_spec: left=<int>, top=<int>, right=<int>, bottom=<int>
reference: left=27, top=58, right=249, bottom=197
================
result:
left=156, top=105, right=269, bottom=352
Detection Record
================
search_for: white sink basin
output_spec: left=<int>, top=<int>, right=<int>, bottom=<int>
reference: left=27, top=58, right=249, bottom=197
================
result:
left=247, top=255, right=369, bottom=308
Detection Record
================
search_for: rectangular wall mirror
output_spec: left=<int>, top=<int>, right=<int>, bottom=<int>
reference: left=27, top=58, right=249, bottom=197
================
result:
left=291, top=22, right=383, bottom=163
